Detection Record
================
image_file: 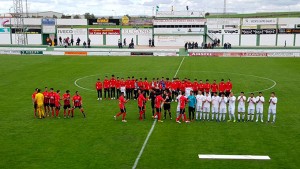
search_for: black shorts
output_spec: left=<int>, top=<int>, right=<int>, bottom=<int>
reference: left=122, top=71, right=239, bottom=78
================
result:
left=120, top=108, right=126, bottom=113
left=73, top=106, right=82, bottom=109
left=64, top=105, right=71, bottom=109
left=34, top=103, right=37, bottom=109
left=50, top=103, right=55, bottom=108
left=138, top=106, right=144, bottom=112
left=156, top=108, right=161, bottom=113
left=56, top=106, right=61, bottom=110
left=151, top=102, right=155, bottom=109
left=44, top=103, right=50, bottom=106
left=163, top=105, right=170, bottom=110
left=180, top=108, right=185, bottom=114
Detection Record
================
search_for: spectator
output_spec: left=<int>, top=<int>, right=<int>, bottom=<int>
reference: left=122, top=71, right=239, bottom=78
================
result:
left=76, top=37, right=81, bottom=46
left=204, top=43, right=208, bottom=49
left=54, top=37, right=57, bottom=46
left=71, top=38, right=74, bottom=46
left=83, top=41, right=87, bottom=48
left=123, top=38, right=127, bottom=46
left=228, top=42, right=232, bottom=49
left=192, top=42, right=195, bottom=49
left=208, top=43, right=211, bottom=49
left=88, top=38, right=91, bottom=48
left=184, top=42, right=188, bottom=51
left=66, top=37, right=70, bottom=46
left=188, top=42, right=192, bottom=49
left=224, top=43, right=228, bottom=49
left=149, top=38, right=151, bottom=47
left=59, top=36, right=62, bottom=46
left=152, top=38, right=155, bottom=47
left=217, top=39, right=221, bottom=47
left=201, top=42, right=204, bottom=49
left=131, top=38, right=134, bottom=44
left=129, top=42, right=134, bottom=49
left=195, top=42, right=198, bottom=49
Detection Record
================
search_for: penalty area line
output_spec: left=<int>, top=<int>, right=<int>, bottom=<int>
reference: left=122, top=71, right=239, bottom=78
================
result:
left=198, top=154, right=271, bottom=160
left=132, top=56, right=186, bottom=169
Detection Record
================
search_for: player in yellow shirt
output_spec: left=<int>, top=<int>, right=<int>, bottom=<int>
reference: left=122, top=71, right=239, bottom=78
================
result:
left=35, top=89, right=45, bottom=119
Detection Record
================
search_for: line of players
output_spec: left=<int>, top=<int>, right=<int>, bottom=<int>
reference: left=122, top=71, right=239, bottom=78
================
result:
left=96, top=75, right=234, bottom=100
left=114, top=89, right=278, bottom=124
left=31, top=87, right=86, bottom=119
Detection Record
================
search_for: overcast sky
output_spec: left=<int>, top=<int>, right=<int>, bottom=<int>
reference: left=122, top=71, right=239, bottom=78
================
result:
left=0, top=0, right=299, bottom=16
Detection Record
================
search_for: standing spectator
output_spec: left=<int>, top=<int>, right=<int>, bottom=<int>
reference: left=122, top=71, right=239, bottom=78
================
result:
left=131, top=38, right=134, bottom=44
left=83, top=41, right=87, bottom=48
left=118, top=39, right=122, bottom=48
left=54, top=37, right=57, bottom=46
left=87, top=38, right=91, bottom=48
left=66, top=37, right=70, bottom=46
left=217, top=39, right=221, bottom=46
left=149, top=38, right=152, bottom=47
left=208, top=43, right=211, bottom=49
left=224, top=43, right=228, bottom=49
left=59, top=36, right=62, bottom=46
left=184, top=42, right=188, bottom=51
left=123, top=38, right=127, bottom=46
left=76, top=37, right=81, bottom=46
left=151, top=38, right=155, bottom=47
left=195, top=42, right=198, bottom=49
left=201, top=42, right=204, bottom=49
left=71, top=37, right=74, bottom=46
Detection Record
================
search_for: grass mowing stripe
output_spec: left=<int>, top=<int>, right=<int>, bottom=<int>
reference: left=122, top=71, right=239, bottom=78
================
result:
left=132, top=56, right=186, bottom=169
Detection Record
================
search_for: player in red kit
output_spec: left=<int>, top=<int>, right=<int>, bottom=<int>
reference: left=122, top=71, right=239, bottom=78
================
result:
left=211, top=80, right=219, bottom=96
left=96, top=78, right=103, bottom=100
left=192, top=79, right=198, bottom=95
left=63, top=90, right=71, bottom=118
left=43, top=87, right=50, bottom=117
left=55, top=90, right=61, bottom=118
left=71, top=91, right=86, bottom=118
left=32, top=88, right=38, bottom=118
left=110, top=75, right=117, bottom=99
left=114, top=92, right=129, bottom=122
left=225, top=79, right=233, bottom=97
left=219, top=79, right=226, bottom=96
left=137, top=90, right=147, bottom=120
left=204, top=79, right=211, bottom=95
left=176, top=93, right=190, bottom=123
left=125, top=77, right=131, bottom=99
left=116, top=77, right=121, bottom=98
left=153, top=92, right=165, bottom=122
left=144, top=78, right=150, bottom=97
left=49, top=88, right=56, bottom=117
left=198, top=80, right=205, bottom=94
left=103, top=76, right=110, bottom=100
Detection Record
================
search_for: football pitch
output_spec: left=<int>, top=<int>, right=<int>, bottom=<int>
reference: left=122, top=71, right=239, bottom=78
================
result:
left=0, top=55, right=299, bottom=169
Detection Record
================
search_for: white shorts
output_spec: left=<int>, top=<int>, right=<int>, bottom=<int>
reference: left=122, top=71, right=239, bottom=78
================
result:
left=196, top=105, right=203, bottom=112
left=248, top=108, right=255, bottom=115
left=228, top=107, right=235, bottom=115
left=212, top=107, right=219, bottom=113
left=203, top=107, right=210, bottom=113
left=238, top=106, right=245, bottom=113
left=176, top=106, right=180, bottom=112
left=219, top=108, right=227, bottom=114
left=256, top=107, right=263, bottom=114
left=268, top=108, right=276, bottom=114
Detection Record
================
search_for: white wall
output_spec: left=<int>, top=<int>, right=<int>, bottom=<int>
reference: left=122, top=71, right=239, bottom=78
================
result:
left=277, top=34, right=294, bottom=47
left=138, top=35, right=152, bottom=45
left=89, top=35, right=104, bottom=46
left=154, top=35, right=203, bottom=46
left=241, top=35, right=256, bottom=46
left=260, top=35, right=276, bottom=46
left=122, top=35, right=136, bottom=45
left=224, top=35, right=239, bottom=46
left=296, top=34, right=300, bottom=46
left=106, top=35, right=121, bottom=46
left=11, top=34, right=41, bottom=45
left=0, top=34, right=11, bottom=44
left=56, top=19, right=87, bottom=25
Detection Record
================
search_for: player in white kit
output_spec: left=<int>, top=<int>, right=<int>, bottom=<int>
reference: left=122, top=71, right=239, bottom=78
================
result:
left=247, top=93, right=256, bottom=122
left=176, top=91, right=183, bottom=118
left=256, top=92, right=265, bottom=122
left=237, top=92, right=246, bottom=122
left=195, top=91, right=204, bottom=121
left=268, top=92, right=278, bottom=123
left=202, top=92, right=211, bottom=121
left=228, top=92, right=236, bottom=122
left=211, top=92, right=220, bottom=122
left=218, top=93, right=228, bottom=122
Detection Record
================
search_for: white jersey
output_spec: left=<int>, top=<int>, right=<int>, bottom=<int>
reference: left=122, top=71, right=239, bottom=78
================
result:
left=247, top=97, right=256, bottom=109
left=219, top=97, right=228, bottom=109
left=176, top=94, right=182, bottom=112
left=269, top=97, right=278, bottom=109
left=237, top=96, right=246, bottom=108
left=228, top=96, right=236, bottom=109
left=256, top=96, right=264, bottom=108
left=203, top=95, right=211, bottom=108
left=196, top=94, right=204, bottom=107
left=211, top=96, right=220, bottom=108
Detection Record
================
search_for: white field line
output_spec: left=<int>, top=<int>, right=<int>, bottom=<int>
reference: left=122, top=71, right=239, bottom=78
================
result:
left=198, top=154, right=271, bottom=160
left=132, top=56, right=186, bottom=169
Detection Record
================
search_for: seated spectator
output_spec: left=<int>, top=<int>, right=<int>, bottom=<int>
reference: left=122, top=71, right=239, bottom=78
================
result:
left=129, top=42, right=134, bottom=49
left=204, top=43, right=208, bottom=49
left=208, top=43, right=211, bottom=49
left=195, top=42, right=198, bottom=49
left=83, top=41, right=87, bottom=48
left=224, top=43, right=228, bottom=49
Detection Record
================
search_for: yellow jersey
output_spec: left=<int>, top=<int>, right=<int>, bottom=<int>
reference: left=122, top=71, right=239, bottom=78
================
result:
left=35, top=93, right=44, bottom=105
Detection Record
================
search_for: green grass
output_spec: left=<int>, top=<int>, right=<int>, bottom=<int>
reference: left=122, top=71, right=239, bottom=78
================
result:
left=0, top=55, right=299, bottom=169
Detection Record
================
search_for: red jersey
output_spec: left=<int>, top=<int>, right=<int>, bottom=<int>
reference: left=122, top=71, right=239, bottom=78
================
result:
left=73, top=95, right=82, bottom=107
left=144, top=81, right=150, bottom=90
left=193, top=81, right=198, bottom=91
left=171, top=81, right=177, bottom=90
left=225, top=82, right=233, bottom=92
left=186, top=81, right=193, bottom=88
left=110, top=78, right=116, bottom=88
left=130, top=79, right=135, bottom=89
left=119, top=95, right=126, bottom=109
left=155, top=95, right=164, bottom=108
left=138, top=81, right=144, bottom=90
left=179, top=96, right=188, bottom=109
left=180, top=83, right=186, bottom=92
left=138, top=94, right=146, bottom=107
left=115, top=80, right=121, bottom=89
left=32, top=92, right=37, bottom=103
left=219, top=82, right=226, bottom=92
left=49, top=92, right=56, bottom=104
left=125, top=80, right=131, bottom=89
left=211, top=83, right=219, bottom=92
left=96, top=81, right=103, bottom=90
left=120, top=80, right=126, bottom=87
left=55, top=93, right=61, bottom=107
left=43, top=91, right=50, bottom=104
left=204, top=83, right=211, bottom=93
left=198, top=83, right=204, bottom=92
left=103, top=79, right=110, bottom=89
left=63, top=93, right=71, bottom=105
left=165, top=81, right=171, bottom=89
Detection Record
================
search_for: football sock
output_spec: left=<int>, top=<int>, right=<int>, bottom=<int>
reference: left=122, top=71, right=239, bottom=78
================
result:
left=212, top=113, right=214, bottom=120
left=247, top=115, right=250, bottom=120
left=122, top=113, right=126, bottom=120
left=242, top=114, right=245, bottom=120
left=232, top=114, right=236, bottom=121
left=273, top=115, right=276, bottom=122
left=183, top=114, right=187, bottom=121
left=169, top=112, right=172, bottom=118
left=260, top=114, right=263, bottom=121
left=176, top=114, right=182, bottom=121
left=82, top=111, right=86, bottom=118
left=229, top=114, right=232, bottom=121
left=200, top=112, right=203, bottom=120
left=195, top=112, right=199, bottom=120
left=116, top=112, right=122, bottom=117
left=216, top=113, right=218, bottom=120
left=219, top=114, right=222, bottom=121
left=268, top=113, right=270, bottom=121
left=256, top=114, right=259, bottom=121
left=238, top=114, right=240, bottom=120
left=251, top=115, right=254, bottom=121
left=223, top=114, right=226, bottom=121
left=56, top=109, right=59, bottom=117
left=203, top=113, right=206, bottom=120
left=64, top=110, right=66, bottom=116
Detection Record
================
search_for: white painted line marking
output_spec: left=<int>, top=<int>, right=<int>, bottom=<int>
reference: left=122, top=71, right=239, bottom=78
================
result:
left=198, top=154, right=271, bottom=160
left=132, top=57, right=186, bottom=169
